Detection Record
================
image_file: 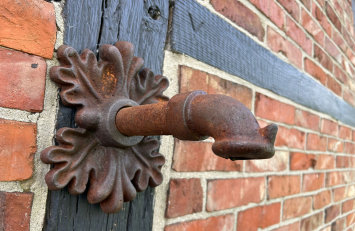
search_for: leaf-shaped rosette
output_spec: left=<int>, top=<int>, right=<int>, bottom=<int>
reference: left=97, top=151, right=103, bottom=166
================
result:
left=41, top=41, right=169, bottom=213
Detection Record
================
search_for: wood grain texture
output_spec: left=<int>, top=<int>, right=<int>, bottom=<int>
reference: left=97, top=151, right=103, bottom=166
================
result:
left=170, top=0, right=355, bottom=127
left=43, top=0, right=169, bottom=230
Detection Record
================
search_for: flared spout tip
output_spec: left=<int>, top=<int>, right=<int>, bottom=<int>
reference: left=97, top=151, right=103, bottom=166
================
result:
left=211, top=123, right=278, bottom=161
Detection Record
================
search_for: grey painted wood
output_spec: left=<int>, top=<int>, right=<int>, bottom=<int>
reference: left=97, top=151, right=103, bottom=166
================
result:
left=43, top=0, right=169, bottom=230
left=170, top=0, right=355, bottom=127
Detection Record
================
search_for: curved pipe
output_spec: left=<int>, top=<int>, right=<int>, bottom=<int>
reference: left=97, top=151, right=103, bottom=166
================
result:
left=116, top=91, right=278, bottom=160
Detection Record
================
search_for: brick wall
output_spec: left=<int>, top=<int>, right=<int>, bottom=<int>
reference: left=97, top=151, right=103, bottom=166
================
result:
left=0, top=0, right=61, bottom=230
left=152, top=0, right=355, bottom=230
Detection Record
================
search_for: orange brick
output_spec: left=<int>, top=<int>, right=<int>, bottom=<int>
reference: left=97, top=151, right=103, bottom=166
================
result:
left=0, top=192, right=33, bottom=231
left=344, top=89, right=355, bottom=107
left=300, top=212, right=323, bottom=231
left=245, top=150, right=287, bottom=172
left=328, top=138, right=344, bottom=153
left=172, top=140, right=242, bottom=172
left=303, top=173, right=325, bottom=192
left=337, top=156, right=350, bottom=168
left=210, top=0, right=264, bottom=41
left=306, top=133, right=327, bottom=151
left=326, top=171, right=353, bottom=187
left=275, top=126, right=305, bottom=149
left=166, top=179, right=203, bottom=218
left=344, top=142, right=355, bottom=154
left=0, top=48, right=46, bottom=112
left=347, top=212, right=355, bottom=227
left=268, top=175, right=301, bottom=198
left=313, top=190, right=331, bottom=209
left=290, top=152, right=316, bottom=170
left=315, top=154, right=335, bottom=170
left=331, top=217, right=346, bottom=231
left=0, top=0, right=56, bottom=58
left=321, top=119, right=338, bottom=136
left=207, top=177, right=265, bottom=211
left=283, top=197, right=311, bottom=220
left=304, top=58, right=327, bottom=86
left=295, top=109, right=319, bottom=131
left=255, top=93, right=295, bottom=124
left=301, top=9, right=324, bottom=46
left=342, top=200, right=354, bottom=214
left=237, top=203, right=281, bottom=231
left=267, top=27, right=302, bottom=69
left=179, top=66, right=253, bottom=109
left=339, top=126, right=352, bottom=141
left=334, top=186, right=347, bottom=202
left=165, top=214, right=234, bottom=231
left=0, top=119, right=36, bottom=181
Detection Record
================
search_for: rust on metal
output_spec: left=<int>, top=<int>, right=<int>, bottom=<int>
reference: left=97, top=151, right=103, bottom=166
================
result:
left=41, top=41, right=278, bottom=214
left=117, top=91, right=278, bottom=160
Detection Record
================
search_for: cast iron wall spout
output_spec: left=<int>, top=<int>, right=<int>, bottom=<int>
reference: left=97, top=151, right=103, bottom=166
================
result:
left=116, top=91, right=278, bottom=160
left=41, top=41, right=279, bottom=214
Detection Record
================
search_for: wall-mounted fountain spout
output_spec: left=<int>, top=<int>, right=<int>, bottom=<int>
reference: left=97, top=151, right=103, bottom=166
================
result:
left=41, top=41, right=278, bottom=213
left=116, top=91, right=278, bottom=160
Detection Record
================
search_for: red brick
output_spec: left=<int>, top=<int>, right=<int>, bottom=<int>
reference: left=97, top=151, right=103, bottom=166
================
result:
left=316, top=0, right=325, bottom=8
left=300, top=212, right=323, bottom=231
left=350, top=79, right=355, bottom=94
left=255, top=93, right=295, bottom=124
left=0, top=119, right=36, bottom=181
left=340, top=126, right=352, bottom=140
left=314, top=44, right=334, bottom=72
left=342, top=200, right=354, bottom=213
left=285, top=17, right=312, bottom=55
left=283, top=197, right=311, bottom=220
left=342, top=59, right=354, bottom=77
left=207, top=74, right=253, bottom=109
left=0, top=48, right=46, bottom=112
left=271, top=222, right=300, bottom=231
left=325, top=37, right=342, bottom=64
left=327, top=76, right=342, bottom=96
left=331, top=217, right=346, bottom=231
left=326, top=171, right=345, bottom=186
left=344, top=88, right=355, bottom=107
left=328, top=138, right=344, bottom=153
left=0, top=0, right=56, bottom=59
left=275, top=126, right=305, bottom=149
left=0, top=191, right=33, bottom=231
left=303, top=173, right=325, bottom=192
left=313, top=4, right=332, bottom=36
left=267, top=27, right=302, bottom=69
left=313, top=190, right=332, bottom=209
left=346, top=47, right=355, bottom=67
left=301, top=9, right=325, bottom=46
left=333, top=30, right=347, bottom=54
left=315, top=154, right=335, bottom=169
left=347, top=212, right=355, bottom=227
left=321, top=119, right=339, bottom=136
left=354, top=131, right=355, bottom=142
left=165, top=214, right=234, bottom=231
left=348, top=185, right=355, bottom=198
left=306, top=133, right=327, bottom=151
left=180, top=66, right=253, bottom=109
left=278, top=0, right=299, bottom=22
left=337, top=156, right=350, bottom=168
left=295, top=109, right=319, bottom=131
left=290, top=152, right=316, bottom=170
left=300, top=0, right=311, bottom=9
left=268, top=175, right=301, bottom=198
left=166, top=179, right=203, bottom=218
left=172, top=140, right=242, bottom=172
left=350, top=157, right=355, bottom=168
left=237, top=203, right=281, bottom=231
left=207, top=177, right=265, bottom=211
left=304, top=58, right=327, bottom=86
left=334, top=186, right=347, bottom=202
left=345, top=142, right=355, bottom=154
left=326, top=2, right=342, bottom=32
left=245, top=150, right=287, bottom=172
left=210, top=0, right=265, bottom=41
left=334, top=64, right=348, bottom=84
left=249, top=0, right=285, bottom=29
left=325, top=204, right=341, bottom=223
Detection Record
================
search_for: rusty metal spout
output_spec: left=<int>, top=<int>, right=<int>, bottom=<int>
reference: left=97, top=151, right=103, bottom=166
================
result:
left=116, top=90, right=278, bottom=160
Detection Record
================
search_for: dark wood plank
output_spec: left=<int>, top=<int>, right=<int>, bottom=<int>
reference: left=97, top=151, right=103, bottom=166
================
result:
left=170, top=0, right=355, bottom=127
left=43, top=0, right=169, bottom=230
